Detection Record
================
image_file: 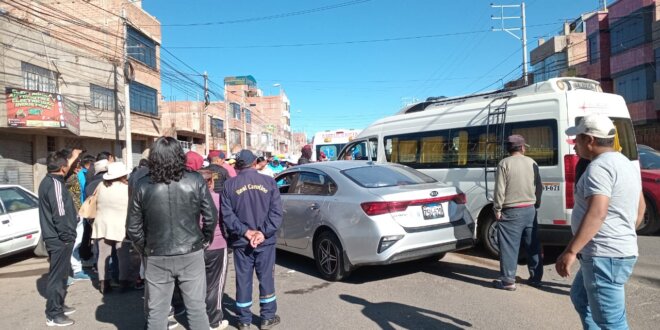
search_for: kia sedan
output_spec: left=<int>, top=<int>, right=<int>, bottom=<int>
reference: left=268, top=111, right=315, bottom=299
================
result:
left=274, top=161, right=476, bottom=281
left=0, top=185, right=42, bottom=259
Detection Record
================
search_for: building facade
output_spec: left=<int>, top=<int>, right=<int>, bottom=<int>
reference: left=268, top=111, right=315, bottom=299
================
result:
left=0, top=0, right=163, bottom=192
left=529, top=0, right=660, bottom=149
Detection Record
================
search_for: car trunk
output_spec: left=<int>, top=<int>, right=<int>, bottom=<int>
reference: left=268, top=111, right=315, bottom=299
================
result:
left=366, top=183, right=462, bottom=229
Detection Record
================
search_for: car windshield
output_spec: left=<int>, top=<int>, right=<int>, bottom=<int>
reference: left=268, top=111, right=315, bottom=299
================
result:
left=342, top=165, right=436, bottom=188
left=639, top=146, right=660, bottom=170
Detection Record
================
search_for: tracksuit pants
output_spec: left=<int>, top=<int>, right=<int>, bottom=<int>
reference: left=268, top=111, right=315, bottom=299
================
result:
left=205, top=248, right=228, bottom=328
left=70, top=218, right=84, bottom=274
left=233, top=244, right=277, bottom=324
left=44, top=239, right=74, bottom=319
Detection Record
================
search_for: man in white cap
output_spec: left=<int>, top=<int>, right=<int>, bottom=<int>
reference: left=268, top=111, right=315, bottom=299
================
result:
left=556, top=114, right=645, bottom=329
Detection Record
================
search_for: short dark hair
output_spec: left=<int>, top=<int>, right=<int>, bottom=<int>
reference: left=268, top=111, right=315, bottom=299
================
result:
left=257, top=156, right=266, bottom=163
left=46, top=149, right=70, bottom=173
left=96, top=151, right=113, bottom=161
left=593, top=137, right=614, bottom=147
left=149, top=137, right=186, bottom=184
left=506, top=143, right=523, bottom=154
left=81, top=155, right=95, bottom=167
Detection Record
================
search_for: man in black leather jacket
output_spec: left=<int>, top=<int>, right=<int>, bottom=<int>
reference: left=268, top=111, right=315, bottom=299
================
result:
left=126, top=137, right=217, bottom=330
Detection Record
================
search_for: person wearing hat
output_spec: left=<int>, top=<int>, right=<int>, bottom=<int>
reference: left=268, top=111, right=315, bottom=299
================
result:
left=221, top=150, right=283, bottom=330
left=266, top=156, right=284, bottom=176
left=205, top=151, right=231, bottom=194
left=298, top=145, right=312, bottom=164
left=185, top=151, right=204, bottom=171
left=38, top=147, right=82, bottom=326
left=556, top=114, right=645, bottom=329
left=492, top=134, right=543, bottom=291
left=91, top=162, right=132, bottom=294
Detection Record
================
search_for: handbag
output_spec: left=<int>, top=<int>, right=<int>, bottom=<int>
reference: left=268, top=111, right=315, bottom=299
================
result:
left=78, top=186, right=99, bottom=219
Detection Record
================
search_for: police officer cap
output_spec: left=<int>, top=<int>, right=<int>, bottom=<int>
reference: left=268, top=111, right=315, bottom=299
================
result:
left=236, top=149, right=257, bottom=164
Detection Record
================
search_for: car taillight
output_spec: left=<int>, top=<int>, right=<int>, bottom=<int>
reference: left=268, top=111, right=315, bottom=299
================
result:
left=360, top=201, right=409, bottom=216
left=564, top=154, right=578, bottom=209
left=361, top=193, right=467, bottom=216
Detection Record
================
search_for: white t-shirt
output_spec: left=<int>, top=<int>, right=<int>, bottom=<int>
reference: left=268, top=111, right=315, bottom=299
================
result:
left=571, top=151, right=640, bottom=257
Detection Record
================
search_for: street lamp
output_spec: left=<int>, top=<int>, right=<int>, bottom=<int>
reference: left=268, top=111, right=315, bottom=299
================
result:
left=273, top=83, right=281, bottom=95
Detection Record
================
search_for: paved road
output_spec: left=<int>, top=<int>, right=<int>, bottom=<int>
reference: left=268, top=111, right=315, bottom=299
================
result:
left=1, top=236, right=658, bottom=329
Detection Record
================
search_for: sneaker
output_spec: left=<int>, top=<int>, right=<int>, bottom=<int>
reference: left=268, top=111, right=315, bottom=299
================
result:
left=492, top=279, right=516, bottom=291
left=168, top=320, right=179, bottom=330
left=174, top=308, right=186, bottom=317
left=260, top=315, right=280, bottom=330
left=66, top=277, right=75, bottom=286
left=237, top=323, right=251, bottom=330
left=63, top=305, right=76, bottom=316
left=72, top=271, right=91, bottom=280
left=46, top=315, right=74, bottom=327
left=134, top=279, right=145, bottom=290
left=210, top=320, right=229, bottom=330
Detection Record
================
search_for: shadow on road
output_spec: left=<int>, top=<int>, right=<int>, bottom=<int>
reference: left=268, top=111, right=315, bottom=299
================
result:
left=340, top=294, right=472, bottom=329
left=275, top=249, right=320, bottom=278
left=95, top=289, right=146, bottom=330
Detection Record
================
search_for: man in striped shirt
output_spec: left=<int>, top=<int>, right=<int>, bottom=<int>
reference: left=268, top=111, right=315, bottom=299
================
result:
left=38, top=148, right=81, bottom=327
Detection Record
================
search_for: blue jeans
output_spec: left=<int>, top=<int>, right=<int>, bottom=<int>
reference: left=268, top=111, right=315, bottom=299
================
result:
left=570, top=255, right=636, bottom=330
left=497, top=206, right=543, bottom=284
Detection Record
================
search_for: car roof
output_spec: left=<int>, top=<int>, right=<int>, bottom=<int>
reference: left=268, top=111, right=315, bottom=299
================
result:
left=285, top=160, right=388, bottom=172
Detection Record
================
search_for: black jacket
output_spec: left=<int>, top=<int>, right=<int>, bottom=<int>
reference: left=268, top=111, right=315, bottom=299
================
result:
left=84, top=172, right=105, bottom=199
left=221, top=168, right=283, bottom=249
left=38, top=174, right=77, bottom=243
left=126, top=171, right=218, bottom=256
left=205, top=164, right=229, bottom=194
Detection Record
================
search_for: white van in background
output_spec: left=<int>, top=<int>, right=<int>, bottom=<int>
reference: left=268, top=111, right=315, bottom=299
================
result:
left=339, top=77, right=639, bottom=257
left=311, top=129, right=361, bottom=161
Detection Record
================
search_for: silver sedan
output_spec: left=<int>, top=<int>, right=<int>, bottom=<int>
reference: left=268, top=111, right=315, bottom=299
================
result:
left=274, top=161, right=476, bottom=281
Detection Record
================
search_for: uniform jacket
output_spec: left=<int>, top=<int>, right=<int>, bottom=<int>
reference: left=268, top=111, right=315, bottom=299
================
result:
left=221, top=168, right=283, bottom=248
left=126, top=171, right=218, bottom=256
left=38, top=174, right=77, bottom=243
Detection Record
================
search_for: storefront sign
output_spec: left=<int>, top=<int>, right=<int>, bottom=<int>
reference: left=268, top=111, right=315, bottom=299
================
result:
left=6, top=87, right=80, bottom=135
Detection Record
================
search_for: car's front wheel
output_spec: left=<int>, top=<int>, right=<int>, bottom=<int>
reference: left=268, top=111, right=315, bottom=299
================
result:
left=314, top=231, right=349, bottom=281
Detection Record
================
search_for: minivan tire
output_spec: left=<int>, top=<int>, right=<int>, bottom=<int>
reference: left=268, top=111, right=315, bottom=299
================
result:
left=314, top=231, right=349, bottom=281
left=480, top=214, right=500, bottom=258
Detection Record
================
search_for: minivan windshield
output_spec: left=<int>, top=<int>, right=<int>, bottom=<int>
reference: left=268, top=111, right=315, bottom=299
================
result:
left=342, top=165, right=437, bottom=188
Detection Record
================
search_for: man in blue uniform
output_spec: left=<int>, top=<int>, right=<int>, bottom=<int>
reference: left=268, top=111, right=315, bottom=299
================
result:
left=221, top=150, right=283, bottom=330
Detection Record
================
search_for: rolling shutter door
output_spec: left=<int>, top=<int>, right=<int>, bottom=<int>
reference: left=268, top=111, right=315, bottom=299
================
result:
left=0, top=136, right=34, bottom=191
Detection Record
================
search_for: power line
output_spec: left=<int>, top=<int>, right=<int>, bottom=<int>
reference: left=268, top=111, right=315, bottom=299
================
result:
left=155, top=0, right=372, bottom=27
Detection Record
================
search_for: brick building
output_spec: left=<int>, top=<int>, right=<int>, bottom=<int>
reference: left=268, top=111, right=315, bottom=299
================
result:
left=529, top=0, right=660, bottom=149
left=0, top=0, right=163, bottom=192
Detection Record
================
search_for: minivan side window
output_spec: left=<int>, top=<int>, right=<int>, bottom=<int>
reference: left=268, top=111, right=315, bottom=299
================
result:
left=385, top=119, right=558, bottom=168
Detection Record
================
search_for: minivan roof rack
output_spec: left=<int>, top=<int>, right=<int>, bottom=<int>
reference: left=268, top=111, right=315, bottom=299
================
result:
left=402, top=88, right=517, bottom=114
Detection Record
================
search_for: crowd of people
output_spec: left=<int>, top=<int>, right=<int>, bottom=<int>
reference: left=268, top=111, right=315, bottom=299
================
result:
left=38, top=139, right=299, bottom=329
left=36, top=115, right=645, bottom=330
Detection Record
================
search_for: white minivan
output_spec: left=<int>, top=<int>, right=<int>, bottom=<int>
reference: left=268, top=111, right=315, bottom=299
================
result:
left=338, top=78, right=639, bottom=257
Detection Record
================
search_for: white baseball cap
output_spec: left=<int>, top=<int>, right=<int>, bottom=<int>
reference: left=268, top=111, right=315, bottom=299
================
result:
left=565, top=114, right=616, bottom=139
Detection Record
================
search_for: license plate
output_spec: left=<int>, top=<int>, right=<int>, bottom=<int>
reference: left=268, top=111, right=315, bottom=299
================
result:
left=422, top=203, right=444, bottom=220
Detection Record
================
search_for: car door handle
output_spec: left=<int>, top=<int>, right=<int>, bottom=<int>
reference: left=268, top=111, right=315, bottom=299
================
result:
left=309, top=203, right=320, bottom=211
left=1, top=220, right=9, bottom=225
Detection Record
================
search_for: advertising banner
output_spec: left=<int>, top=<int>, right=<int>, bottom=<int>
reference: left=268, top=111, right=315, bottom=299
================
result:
left=6, top=87, right=80, bottom=135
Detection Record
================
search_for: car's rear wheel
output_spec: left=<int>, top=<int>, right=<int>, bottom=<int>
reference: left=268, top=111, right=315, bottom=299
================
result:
left=637, top=196, right=660, bottom=235
left=314, top=231, right=348, bottom=281
left=480, top=214, right=500, bottom=258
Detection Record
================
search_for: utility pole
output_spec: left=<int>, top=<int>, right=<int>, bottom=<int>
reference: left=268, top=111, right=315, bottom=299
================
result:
left=122, top=8, right=133, bottom=169
left=224, top=86, right=230, bottom=156
left=491, top=2, right=529, bottom=85
left=203, top=71, right=210, bottom=155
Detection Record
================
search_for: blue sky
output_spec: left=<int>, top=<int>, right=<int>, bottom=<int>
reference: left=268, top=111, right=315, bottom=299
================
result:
left=144, top=0, right=601, bottom=137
